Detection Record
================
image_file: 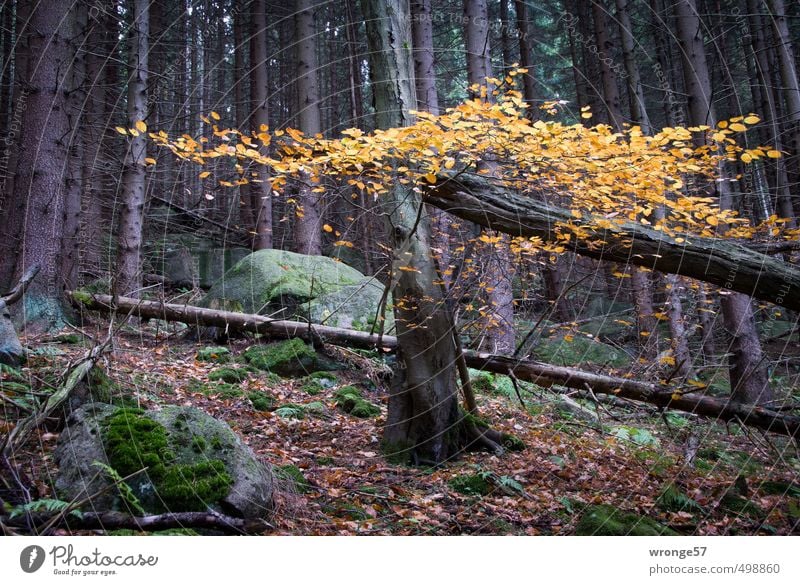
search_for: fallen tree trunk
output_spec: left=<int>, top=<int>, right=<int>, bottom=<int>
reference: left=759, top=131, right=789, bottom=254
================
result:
left=70, top=293, right=800, bottom=440
left=1, top=510, right=266, bottom=535
left=425, top=174, right=800, bottom=311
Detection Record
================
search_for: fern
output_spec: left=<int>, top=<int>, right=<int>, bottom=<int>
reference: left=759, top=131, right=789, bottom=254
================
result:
left=656, top=484, right=704, bottom=514
left=9, top=499, right=82, bottom=520
left=92, top=461, right=146, bottom=516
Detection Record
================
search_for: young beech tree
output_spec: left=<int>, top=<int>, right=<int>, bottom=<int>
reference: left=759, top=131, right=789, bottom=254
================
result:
left=146, top=39, right=797, bottom=463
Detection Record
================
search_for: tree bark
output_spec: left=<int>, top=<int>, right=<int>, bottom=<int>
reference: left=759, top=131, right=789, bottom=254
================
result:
left=250, top=0, right=273, bottom=250
left=293, top=0, right=323, bottom=255
left=114, top=0, right=149, bottom=298
left=70, top=292, right=800, bottom=441
left=361, top=0, right=463, bottom=465
left=8, top=0, right=76, bottom=329
left=423, top=172, right=800, bottom=312
left=513, top=0, right=537, bottom=117
left=674, top=0, right=771, bottom=405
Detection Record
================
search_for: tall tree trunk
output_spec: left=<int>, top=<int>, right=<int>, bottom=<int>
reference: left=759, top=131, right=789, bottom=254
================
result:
left=513, top=0, right=537, bottom=118
left=615, top=0, right=651, bottom=134
left=293, top=0, right=323, bottom=255
left=249, top=0, right=273, bottom=250
left=9, top=0, right=76, bottom=328
left=765, top=0, right=800, bottom=215
left=361, top=0, right=463, bottom=465
left=233, top=0, right=254, bottom=234
left=114, top=0, right=149, bottom=298
left=464, top=0, right=515, bottom=355
left=674, top=0, right=771, bottom=405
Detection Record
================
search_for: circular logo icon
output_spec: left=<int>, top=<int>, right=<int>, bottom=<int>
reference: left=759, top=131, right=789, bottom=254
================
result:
left=20, top=545, right=46, bottom=573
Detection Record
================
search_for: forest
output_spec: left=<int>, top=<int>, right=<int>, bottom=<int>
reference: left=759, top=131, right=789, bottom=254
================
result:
left=0, top=0, right=799, bottom=537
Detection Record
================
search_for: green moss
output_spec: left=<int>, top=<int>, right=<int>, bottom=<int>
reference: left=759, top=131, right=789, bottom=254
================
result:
left=316, top=456, right=335, bottom=465
left=274, top=403, right=306, bottom=419
left=719, top=493, right=764, bottom=519
left=575, top=504, right=678, bottom=536
left=243, top=339, right=319, bottom=376
left=159, top=460, right=233, bottom=511
left=759, top=481, right=800, bottom=498
left=196, top=346, right=231, bottom=363
left=102, top=408, right=233, bottom=513
left=304, top=401, right=327, bottom=417
left=300, top=371, right=338, bottom=395
left=532, top=335, right=630, bottom=368
left=208, top=367, right=248, bottom=383
left=501, top=433, right=526, bottom=451
left=334, top=386, right=380, bottom=418
left=275, top=464, right=311, bottom=493
left=103, top=408, right=173, bottom=481
left=247, top=391, right=276, bottom=412
left=197, top=382, right=243, bottom=399
left=449, top=473, right=492, bottom=496
left=70, top=290, right=93, bottom=306
left=191, top=436, right=207, bottom=453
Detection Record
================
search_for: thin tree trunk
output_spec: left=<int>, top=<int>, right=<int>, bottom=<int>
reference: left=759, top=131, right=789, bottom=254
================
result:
left=233, top=0, right=254, bottom=234
left=114, top=0, right=149, bottom=298
left=250, top=0, right=273, bottom=250
left=513, top=0, right=537, bottom=117
left=294, top=0, right=323, bottom=255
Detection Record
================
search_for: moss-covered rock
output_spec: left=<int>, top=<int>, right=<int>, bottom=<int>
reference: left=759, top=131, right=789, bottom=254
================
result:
left=299, top=371, right=338, bottom=395
left=274, top=403, right=306, bottom=419
left=244, top=338, right=336, bottom=377
left=202, top=249, right=365, bottom=315
left=302, top=278, right=394, bottom=332
left=196, top=346, right=231, bottom=363
left=449, top=473, right=492, bottom=496
left=719, top=493, right=764, bottom=519
left=208, top=367, right=249, bottom=383
left=54, top=404, right=273, bottom=519
left=334, top=386, right=381, bottom=418
left=575, top=504, right=678, bottom=535
left=247, top=391, right=276, bottom=412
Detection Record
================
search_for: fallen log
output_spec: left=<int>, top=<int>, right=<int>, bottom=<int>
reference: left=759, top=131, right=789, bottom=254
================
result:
left=425, top=174, right=800, bottom=311
left=1, top=510, right=267, bottom=535
left=70, top=292, right=800, bottom=440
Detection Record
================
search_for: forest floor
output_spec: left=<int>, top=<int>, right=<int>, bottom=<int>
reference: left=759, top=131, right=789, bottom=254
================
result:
left=3, top=317, right=800, bottom=536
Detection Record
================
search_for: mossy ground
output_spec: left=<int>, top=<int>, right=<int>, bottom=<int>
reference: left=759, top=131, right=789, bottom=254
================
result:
left=243, top=338, right=320, bottom=376
left=333, top=386, right=380, bottom=418
left=196, top=346, right=231, bottom=363
left=575, top=504, right=678, bottom=536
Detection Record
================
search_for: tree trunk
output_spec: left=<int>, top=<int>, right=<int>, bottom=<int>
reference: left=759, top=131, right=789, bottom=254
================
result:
left=9, top=0, right=76, bottom=329
left=114, top=0, right=149, bottom=298
left=513, top=0, right=537, bottom=117
left=233, top=0, right=254, bottom=234
left=71, top=292, right=800, bottom=441
left=250, top=0, right=273, bottom=250
left=361, top=0, right=464, bottom=465
left=423, top=173, right=800, bottom=312
left=671, top=0, right=771, bottom=404
left=293, top=0, right=323, bottom=255
left=464, top=0, right=515, bottom=355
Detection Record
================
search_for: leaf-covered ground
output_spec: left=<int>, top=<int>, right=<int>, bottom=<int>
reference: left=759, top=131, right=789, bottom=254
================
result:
left=3, top=320, right=799, bottom=536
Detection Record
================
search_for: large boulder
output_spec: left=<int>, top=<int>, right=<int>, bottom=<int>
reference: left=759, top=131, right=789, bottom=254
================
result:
left=203, top=249, right=393, bottom=331
left=303, top=277, right=394, bottom=332
left=0, top=299, right=24, bottom=366
left=54, top=404, right=273, bottom=519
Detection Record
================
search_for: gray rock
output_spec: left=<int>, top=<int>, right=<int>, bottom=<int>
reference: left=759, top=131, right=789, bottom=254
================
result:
left=0, top=299, right=24, bottom=366
left=54, top=404, right=273, bottom=519
left=303, top=277, right=394, bottom=332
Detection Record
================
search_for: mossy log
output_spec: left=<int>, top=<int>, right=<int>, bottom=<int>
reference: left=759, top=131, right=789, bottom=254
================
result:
left=70, top=293, right=800, bottom=440
left=424, top=174, right=800, bottom=311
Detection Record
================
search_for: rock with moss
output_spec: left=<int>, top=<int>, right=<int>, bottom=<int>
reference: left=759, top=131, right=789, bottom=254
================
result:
left=201, top=249, right=365, bottom=316
left=196, top=346, right=231, bottom=363
left=575, top=504, right=678, bottom=535
left=208, top=367, right=249, bottom=384
left=244, top=338, right=338, bottom=377
left=532, top=334, right=630, bottom=368
left=54, top=404, right=273, bottom=519
left=247, top=391, right=276, bottom=412
left=334, top=386, right=381, bottom=418
left=302, top=278, right=394, bottom=333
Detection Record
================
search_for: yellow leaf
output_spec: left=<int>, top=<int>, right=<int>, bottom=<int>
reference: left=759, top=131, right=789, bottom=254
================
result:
left=115, top=126, right=128, bottom=135
left=210, top=111, right=221, bottom=120
left=729, top=122, right=747, bottom=132
left=686, top=379, right=707, bottom=388
left=199, top=171, right=211, bottom=179
left=563, top=334, right=574, bottom=342
left=144, top=157, right=156, bottom=165
left=135, top=120, right=147, bottom=133
left=741, top=152, right=753, bottom=163
left=766, top=150, right=782, bottom=159
left=322, top=224, right=333, bottom=233
left=743, top=115, right=760, bottom=124
left=581, top=112, right=592, bottom=119
left=424, top=173, right=437, bottom=184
